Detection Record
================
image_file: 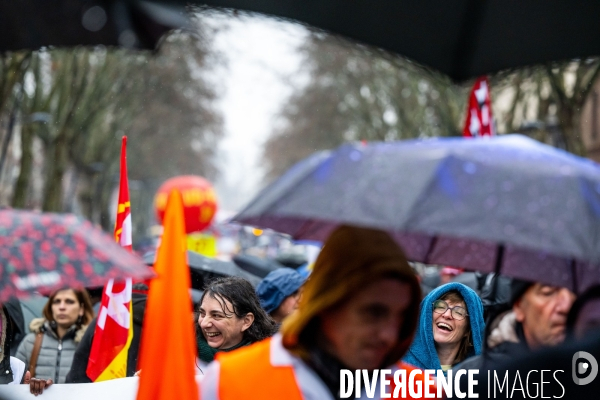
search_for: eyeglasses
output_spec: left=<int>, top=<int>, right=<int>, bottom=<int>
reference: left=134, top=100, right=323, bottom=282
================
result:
left=432, top=299, right=469, bottom=320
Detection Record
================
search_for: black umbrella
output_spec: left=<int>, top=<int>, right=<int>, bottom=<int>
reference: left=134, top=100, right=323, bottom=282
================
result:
left=0, top=0, right=186, bottom=51
left=275, top=252, right=308, bottom=269
left=232, top=253, right=284, bottom=278
left=143, top=250, right=261, bottom=289
left=188, top=0, right=600, bottom=81
left=3, top=1, right=600, bottom=81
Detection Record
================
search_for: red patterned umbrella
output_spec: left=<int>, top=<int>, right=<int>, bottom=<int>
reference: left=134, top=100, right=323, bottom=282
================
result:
left=0, top=209, right=154, bottom=301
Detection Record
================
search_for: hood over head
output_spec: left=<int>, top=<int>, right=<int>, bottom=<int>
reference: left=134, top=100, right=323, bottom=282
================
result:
left=404, top=282, right=485, bottom=370
left=281, top=224, right=421, bottom=368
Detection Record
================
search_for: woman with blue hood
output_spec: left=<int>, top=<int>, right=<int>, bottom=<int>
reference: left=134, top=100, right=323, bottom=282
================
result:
left=403, top=282, right=485, bottom=372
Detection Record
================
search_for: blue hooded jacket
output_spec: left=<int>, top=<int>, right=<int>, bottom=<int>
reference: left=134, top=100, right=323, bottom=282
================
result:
left=403, top=282, right=485, bottom=370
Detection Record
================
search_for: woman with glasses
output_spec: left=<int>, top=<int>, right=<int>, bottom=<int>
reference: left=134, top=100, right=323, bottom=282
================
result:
left=403, top=282, right=485, bottom=372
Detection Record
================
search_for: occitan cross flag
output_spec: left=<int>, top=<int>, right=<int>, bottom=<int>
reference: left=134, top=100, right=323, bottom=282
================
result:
left=87, top=136, right=134, bottom=382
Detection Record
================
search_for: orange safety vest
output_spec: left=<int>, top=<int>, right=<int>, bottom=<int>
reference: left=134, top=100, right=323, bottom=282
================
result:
left=215, top=337, right=437, bottom=399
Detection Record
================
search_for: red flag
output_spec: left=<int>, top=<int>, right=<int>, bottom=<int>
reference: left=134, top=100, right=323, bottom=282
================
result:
left=463, top=76, right=495, bottom=137
left=136, top=190, right=198, bottom=400
left=87, top=136, right=134, bottom=382
left=114, top=136, right=132, bottom=251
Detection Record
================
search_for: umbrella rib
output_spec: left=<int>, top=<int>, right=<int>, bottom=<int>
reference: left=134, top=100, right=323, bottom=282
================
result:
left=422, top=236, right=438, bottom=265
left=570, top=259, right=578, bottom=295
left=489, top=244, right=505, bottom=301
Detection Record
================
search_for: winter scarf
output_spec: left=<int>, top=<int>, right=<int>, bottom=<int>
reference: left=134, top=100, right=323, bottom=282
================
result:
left=403, top=282, right=485, bottom=370
left=196, top=334, right=251, bottom=363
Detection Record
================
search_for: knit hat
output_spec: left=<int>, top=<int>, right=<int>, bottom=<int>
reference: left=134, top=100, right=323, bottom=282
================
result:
left=256, top=268, right=306, bottom=314
left=510, top=278, right=535, bottom=305
left=281, top=225, right=421, bottom=367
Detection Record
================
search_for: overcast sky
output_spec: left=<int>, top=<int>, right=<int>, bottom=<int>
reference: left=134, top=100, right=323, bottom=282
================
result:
left=205, top=14, right=308, bottom=213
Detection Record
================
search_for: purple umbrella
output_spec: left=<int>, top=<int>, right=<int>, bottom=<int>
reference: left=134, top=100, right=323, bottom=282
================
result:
left=233, top=135, right=600, bottom=293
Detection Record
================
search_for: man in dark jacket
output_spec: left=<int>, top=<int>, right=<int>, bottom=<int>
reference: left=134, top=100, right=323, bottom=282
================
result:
left=457, top=279, right=576, bottom=370
left=472, top=330, right=600, bottom=398
left=65, top=290, right=147, bottom=383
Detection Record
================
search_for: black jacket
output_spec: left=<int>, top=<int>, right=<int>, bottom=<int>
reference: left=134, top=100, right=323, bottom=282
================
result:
left=65, top=293, right=146, bottom=383
left=4, top=299, right=25, bottom=356
left=455, top=310, right=529, bottom=371
left=455, top=328, right=529, bottom=372
left=0, top=356, right=19, bottom=385
left=0, top=303, right=24, bottom=385
left=472, top=331, right=600, bottom=399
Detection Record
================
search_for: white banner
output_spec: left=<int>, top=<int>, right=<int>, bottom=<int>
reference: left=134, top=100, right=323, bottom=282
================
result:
left=0, top=377, right=203, bottom=400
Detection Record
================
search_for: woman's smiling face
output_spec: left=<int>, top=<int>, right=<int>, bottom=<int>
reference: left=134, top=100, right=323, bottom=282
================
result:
left=198, top=294, right=252, bottom=349
left=432, top=298, right=469, bottom=347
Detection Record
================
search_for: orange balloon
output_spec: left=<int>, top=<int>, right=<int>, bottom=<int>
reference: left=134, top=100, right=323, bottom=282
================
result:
left=154, top=176, right=218, bottom=233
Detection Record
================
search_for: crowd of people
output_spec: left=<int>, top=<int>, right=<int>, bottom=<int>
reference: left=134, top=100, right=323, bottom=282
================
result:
left=1, top=224, right=599, bottom=398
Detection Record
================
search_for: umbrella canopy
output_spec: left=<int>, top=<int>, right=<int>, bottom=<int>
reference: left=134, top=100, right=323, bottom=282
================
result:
left=188, top=251, right=262, bottom=287
left=0, top=0, right=186, bottom=52
left=192, top=0, right=600, bottom=81
left=2, top=1, right=600, bottom=81
left=232, top=253, right=284, bottom=278
left=233, top=135, right=600, bottom=293
left=0, top=210, right=154, bottom=301
left=143, top=250, right=262, bottom=288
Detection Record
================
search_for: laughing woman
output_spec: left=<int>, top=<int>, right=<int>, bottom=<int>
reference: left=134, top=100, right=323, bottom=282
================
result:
left=196, top=277, right=278, bottom=371
left=403, top=282, right=485, bottom=372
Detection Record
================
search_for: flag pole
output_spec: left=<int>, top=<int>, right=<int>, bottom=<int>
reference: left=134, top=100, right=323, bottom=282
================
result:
left=87, top=136, right=134, bottom=382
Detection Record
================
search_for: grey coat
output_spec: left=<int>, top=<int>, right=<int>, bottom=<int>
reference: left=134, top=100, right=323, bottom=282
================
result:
left=15, top=318, right=88, bottom=383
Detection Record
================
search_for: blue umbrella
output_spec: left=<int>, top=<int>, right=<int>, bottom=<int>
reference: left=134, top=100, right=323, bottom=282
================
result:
left=233, top=135, right=600, bottom=293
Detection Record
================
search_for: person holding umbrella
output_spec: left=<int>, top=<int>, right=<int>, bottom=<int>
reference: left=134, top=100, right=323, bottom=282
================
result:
left=15, top=287, right=94, bottom=394
left=201, top=225, right=432, bottom=399
left=403, top=282, right=485, bottom=372
left=256, top=267, right=306, bottom=324
left=456, top=279, right=575, bottom=371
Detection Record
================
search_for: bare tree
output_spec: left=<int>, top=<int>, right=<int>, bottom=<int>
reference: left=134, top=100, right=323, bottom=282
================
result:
left=263, top=32, right=465, bottom=181
left=1, top=18, right=225, bottom=239
left=491, top=59, right=600, bottom=155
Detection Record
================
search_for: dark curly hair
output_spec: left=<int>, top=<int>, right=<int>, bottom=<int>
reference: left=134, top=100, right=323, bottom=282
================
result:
left=200, top=276, right=278, bottom=343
